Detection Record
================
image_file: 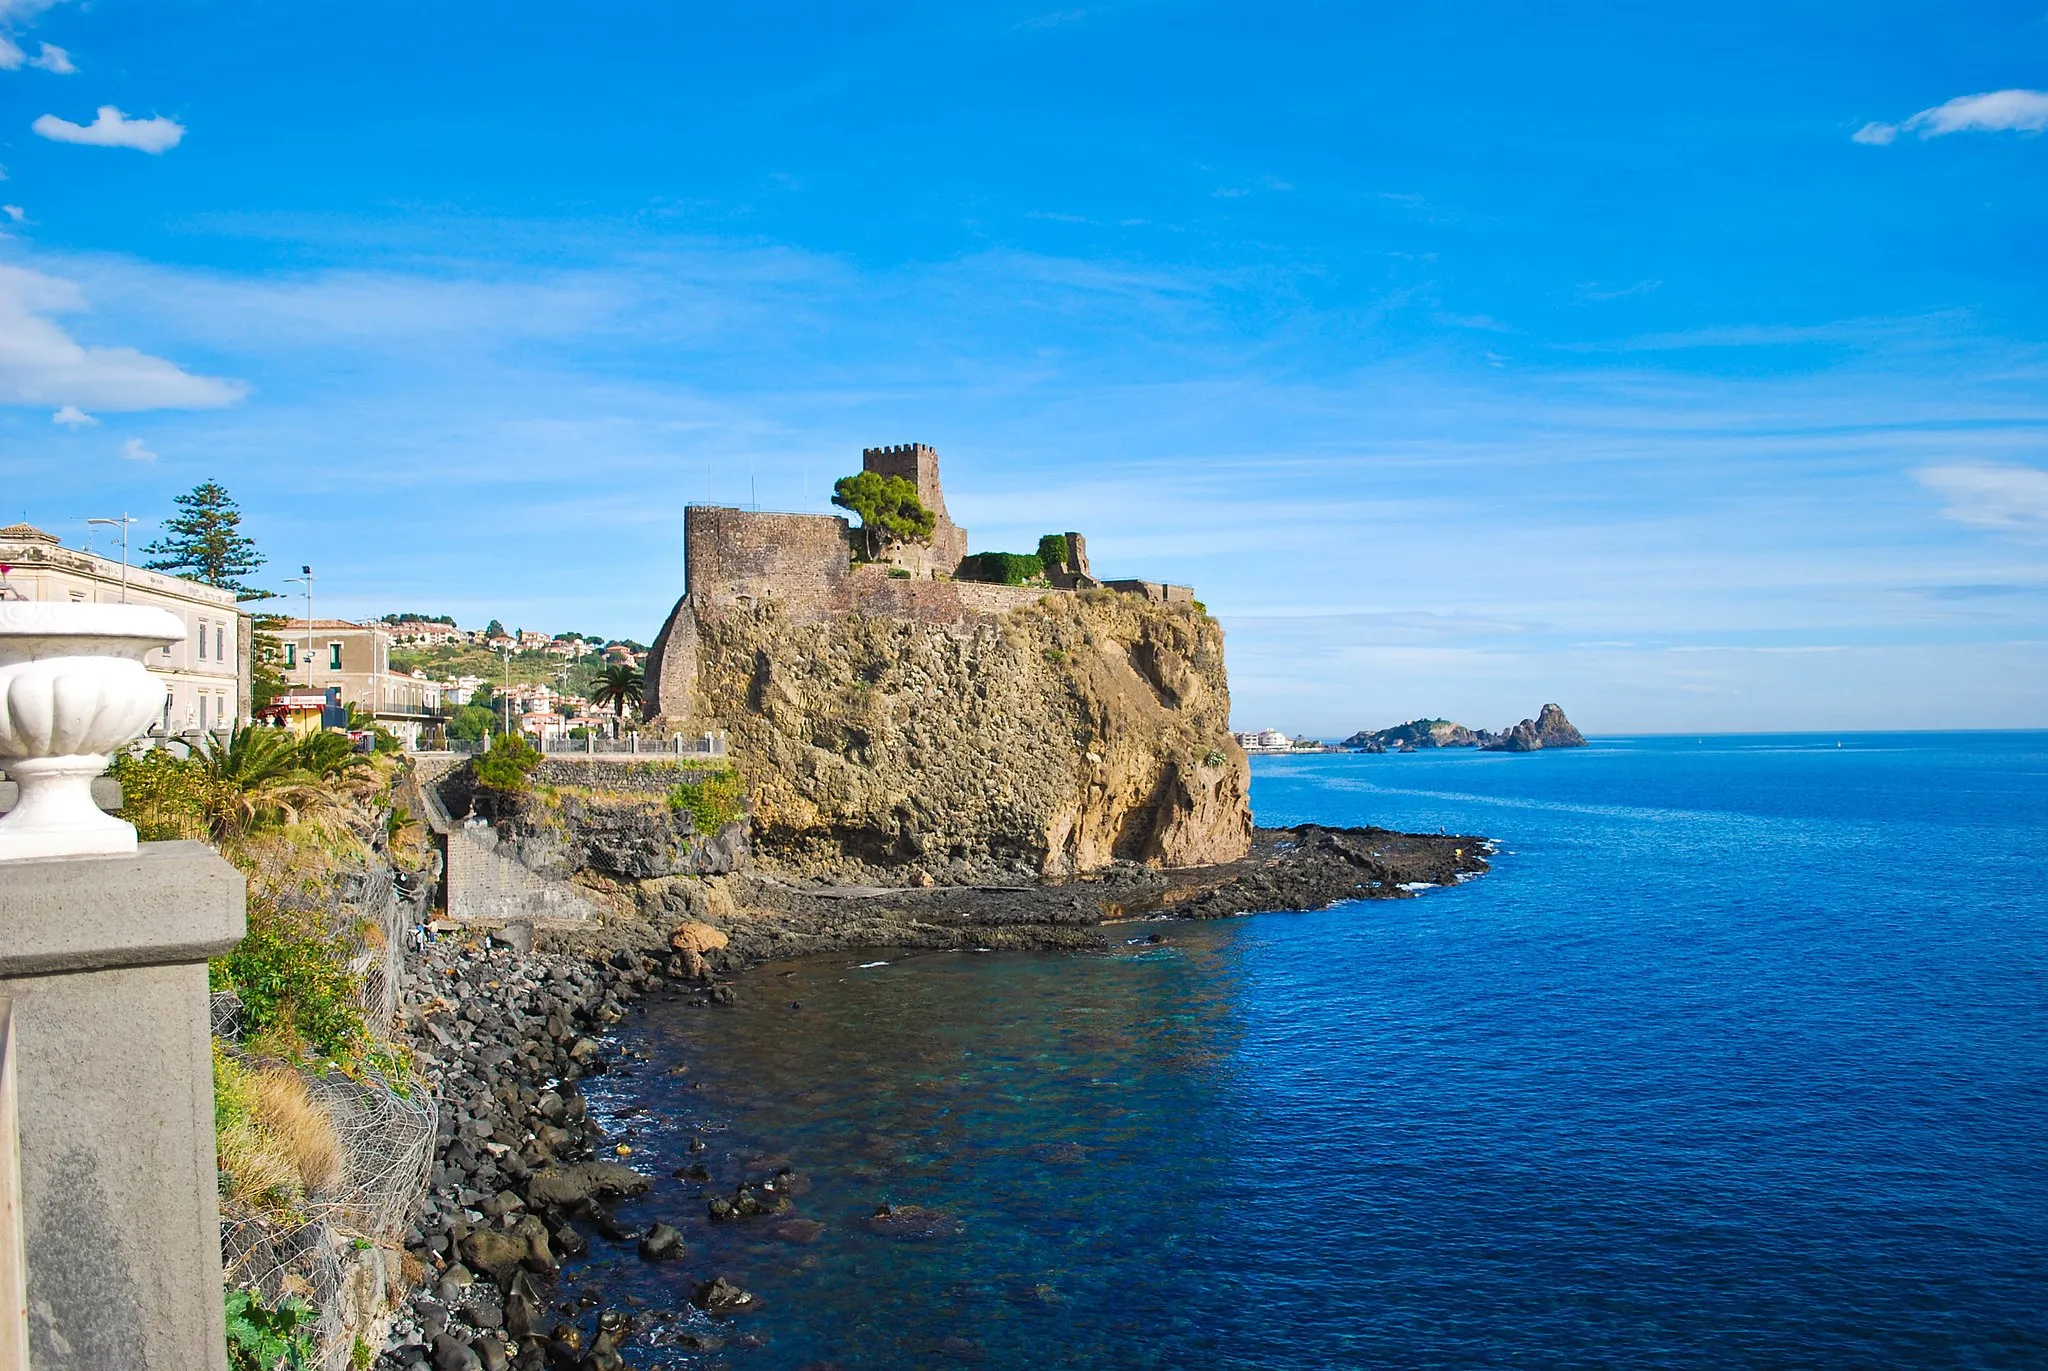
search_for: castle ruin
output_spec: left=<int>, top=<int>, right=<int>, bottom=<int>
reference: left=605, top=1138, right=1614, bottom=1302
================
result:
left=646, top=443, right=1194, bottom=718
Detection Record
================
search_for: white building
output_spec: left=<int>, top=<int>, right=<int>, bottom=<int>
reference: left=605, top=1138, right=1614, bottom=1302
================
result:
left=0, top=523, right=249, bottom=737
left=1232, top=728, right=1297, bottom=753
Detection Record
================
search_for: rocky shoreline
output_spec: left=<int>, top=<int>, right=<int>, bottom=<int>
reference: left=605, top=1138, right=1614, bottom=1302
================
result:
left=377, top=821, right=1488, bottom=1370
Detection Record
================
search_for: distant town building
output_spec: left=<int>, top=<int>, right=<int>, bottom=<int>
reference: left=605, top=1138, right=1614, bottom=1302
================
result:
left=0, top=522, right=251, bottom=737
left=1233, top=728, right=1299, bottom=753
left=384, top=618, right=466, bottom=646
left=276, top=618, right=445, bottom=748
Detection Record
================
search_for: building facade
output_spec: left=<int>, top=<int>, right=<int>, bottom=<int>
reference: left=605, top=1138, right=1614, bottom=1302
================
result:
left=276, top=618, right=445, bottom=748
left=0, top=523, right=250, bottom=736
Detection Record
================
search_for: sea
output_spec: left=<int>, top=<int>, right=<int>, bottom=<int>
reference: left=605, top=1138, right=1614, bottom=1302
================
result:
left=566, top=733, right=2048, bottom=1369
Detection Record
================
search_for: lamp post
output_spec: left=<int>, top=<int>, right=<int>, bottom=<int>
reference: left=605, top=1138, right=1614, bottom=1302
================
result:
left=84, top=513, right=138, bottom=603
left=283, top=566, right=314, bottom=684
left=498, top=644, right=513, bottom=740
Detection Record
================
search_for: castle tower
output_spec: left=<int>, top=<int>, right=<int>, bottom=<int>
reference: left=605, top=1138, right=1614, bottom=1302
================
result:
left=862, top=442, right=968, bottom=575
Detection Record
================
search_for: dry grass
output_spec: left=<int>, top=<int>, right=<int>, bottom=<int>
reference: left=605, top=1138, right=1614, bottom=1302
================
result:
left=250, top=1067, right=344, bottom=1195
left=215, top=1045, right=345, bottom=1216
left=216, top=1117, right=304, bottom=1213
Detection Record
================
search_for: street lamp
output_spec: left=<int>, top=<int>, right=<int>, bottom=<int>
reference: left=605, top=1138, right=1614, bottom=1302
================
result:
left=84, top=514, right=138, bottom=603
left=498, top=644, right=513, bottom=740
left=282, top=567, right=313, bottom=683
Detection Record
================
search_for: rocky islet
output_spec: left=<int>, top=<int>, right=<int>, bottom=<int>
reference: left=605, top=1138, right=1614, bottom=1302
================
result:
left=1343, top=702, right=1588, bottom=753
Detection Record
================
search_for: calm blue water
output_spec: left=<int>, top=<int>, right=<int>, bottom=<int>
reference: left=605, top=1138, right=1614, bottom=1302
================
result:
left=573, top=733, right=2048, bottom=1369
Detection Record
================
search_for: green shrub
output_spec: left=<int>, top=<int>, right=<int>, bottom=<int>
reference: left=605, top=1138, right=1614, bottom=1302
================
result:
left=212, top=898, right=367, bottom=1064
left=473, top=731, right=542, bottom=799
left=224, top=1288, right=317, bottom=1371
left=666, top=768, right=747, bottom=834
left=887, top=567, right=913, bottom=579
left=1037, top=533, right=1075, bottom=576
left=958, top=551, right=1046, bottom=586
left=110, top=747, right=219, bottom=841
left=445, top=704, right=497, bottom=743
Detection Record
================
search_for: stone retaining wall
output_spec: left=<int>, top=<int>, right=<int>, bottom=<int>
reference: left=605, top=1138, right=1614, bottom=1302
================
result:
left=409, top=758, right=602, bottom=927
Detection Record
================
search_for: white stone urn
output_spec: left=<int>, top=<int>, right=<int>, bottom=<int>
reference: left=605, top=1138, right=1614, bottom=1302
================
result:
left=0, top=603, right=186, bottom=861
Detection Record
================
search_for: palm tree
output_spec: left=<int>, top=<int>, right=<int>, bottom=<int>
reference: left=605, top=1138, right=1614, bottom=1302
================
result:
left=190, top=725, right=303, bottom=791
left=590, top=663, right=645, bottom=726
left=296, top=729, right=370, bottom=780
left=185, top=726, right=331, bottom=837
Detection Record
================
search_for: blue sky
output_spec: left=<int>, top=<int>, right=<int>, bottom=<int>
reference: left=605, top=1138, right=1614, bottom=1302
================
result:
left=2, top=1, right=2045, bottom=733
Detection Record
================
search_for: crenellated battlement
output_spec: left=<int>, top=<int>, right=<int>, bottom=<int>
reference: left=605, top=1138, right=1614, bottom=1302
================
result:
left=858, top=441, right=966, bottom=571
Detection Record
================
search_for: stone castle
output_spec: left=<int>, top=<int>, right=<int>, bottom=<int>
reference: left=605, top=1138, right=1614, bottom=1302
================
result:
left=646, top=442, right=1193, bottom=719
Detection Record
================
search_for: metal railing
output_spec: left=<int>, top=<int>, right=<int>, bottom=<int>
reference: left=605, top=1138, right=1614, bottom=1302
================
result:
left=540, top=732, right=726, bottom=757
left=430, top=733, right=727, bottom=758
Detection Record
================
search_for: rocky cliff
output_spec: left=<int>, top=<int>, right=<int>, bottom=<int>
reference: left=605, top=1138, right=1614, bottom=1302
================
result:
left=657, top=589, right=1251, bottom=879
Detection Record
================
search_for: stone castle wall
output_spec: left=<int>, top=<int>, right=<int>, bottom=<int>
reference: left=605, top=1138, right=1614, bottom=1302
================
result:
left=683, top=506, right=852, bottom=616
left=679, top=506, right=1050, bottom=627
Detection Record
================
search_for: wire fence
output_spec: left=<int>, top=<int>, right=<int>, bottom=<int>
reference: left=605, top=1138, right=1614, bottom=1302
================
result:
left=218, top=829, right=438, bottom=1369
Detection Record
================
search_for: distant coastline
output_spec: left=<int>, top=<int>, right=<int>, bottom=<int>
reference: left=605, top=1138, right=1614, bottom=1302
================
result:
left=1235, top=703, right=1589, bottom=756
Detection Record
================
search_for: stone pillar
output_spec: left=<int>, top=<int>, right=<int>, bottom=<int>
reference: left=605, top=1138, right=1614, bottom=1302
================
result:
left=0, top=841, right=244, bottom=1371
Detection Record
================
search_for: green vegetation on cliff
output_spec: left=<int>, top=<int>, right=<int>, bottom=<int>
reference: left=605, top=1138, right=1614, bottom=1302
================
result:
left=958, top=550, right=1049, bottom=586
left=666, top=767, right=747, bottom=834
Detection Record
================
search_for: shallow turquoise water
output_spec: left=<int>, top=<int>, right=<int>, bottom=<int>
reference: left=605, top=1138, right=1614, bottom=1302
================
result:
left=571, top=733, right=2048, bottom=1368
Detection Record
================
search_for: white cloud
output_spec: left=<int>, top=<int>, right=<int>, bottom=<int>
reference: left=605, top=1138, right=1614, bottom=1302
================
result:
left=51, top=403, right=95, bottom=428
left=119, top=437, right=155, bottom=462
left=0, top=35, right=21, bottom=69
left=28, top=41, right=71, bottom=73
left=32, top=106, right=183, bottom=154
left=0, top=264, right=249, bottom=410
left=1914, top=461, right=2048, bottom=534
left=2, top=205, right=23, bottom=223
left=1854, top=89, right=2048, bottom=145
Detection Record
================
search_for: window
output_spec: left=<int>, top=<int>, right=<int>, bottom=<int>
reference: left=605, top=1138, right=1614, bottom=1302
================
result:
left=199, top=694, right=208, bottom=730
left=284, top=642, right=297, bottom=668
left=197, top=621, right=208, bottom=660
left=216, top=625, right=224, bottom=660
left=328, top=642, right=343, bottom=671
